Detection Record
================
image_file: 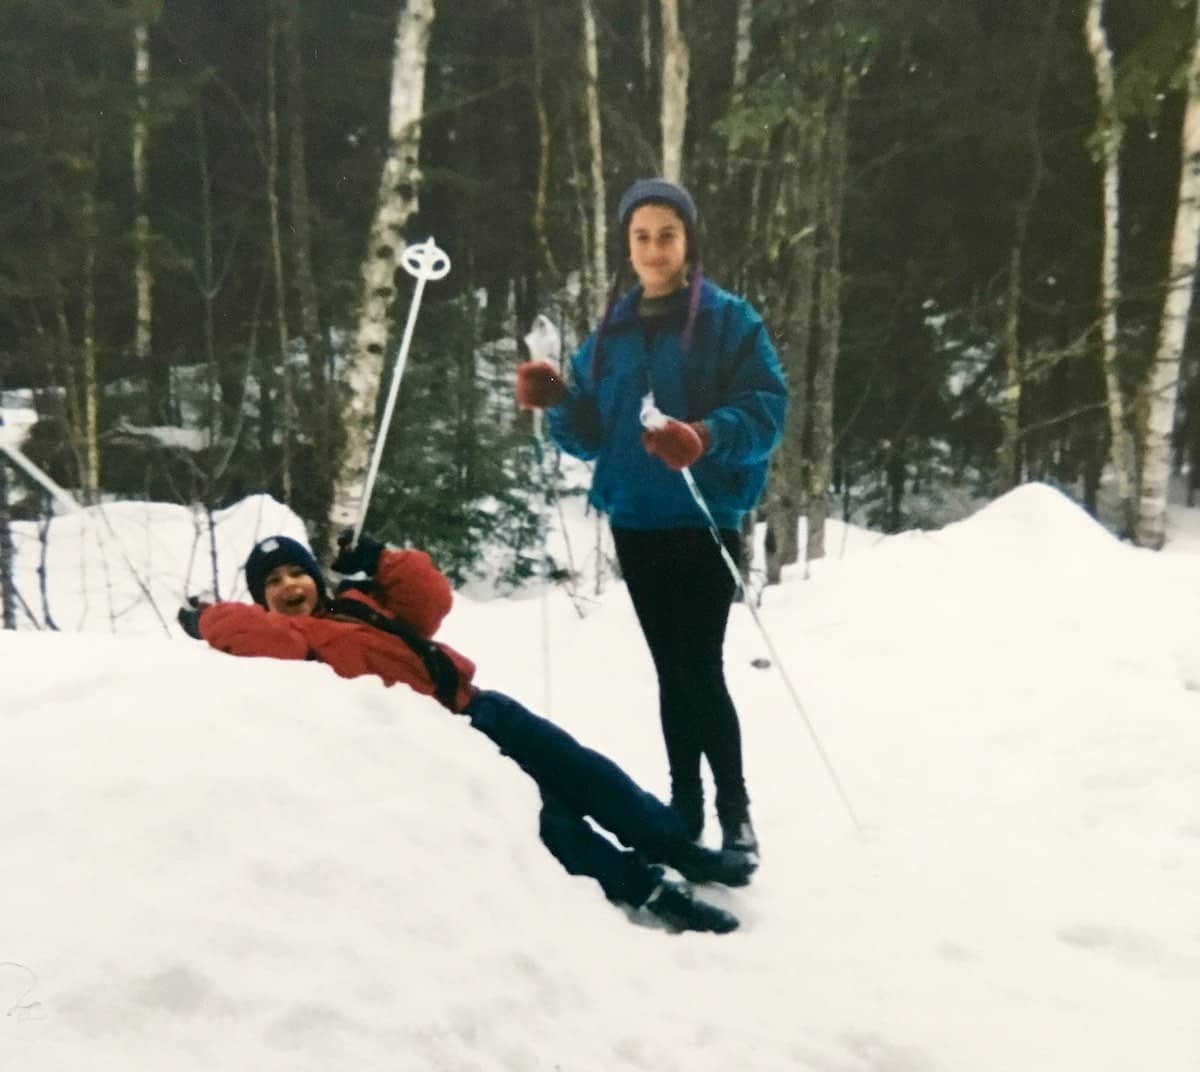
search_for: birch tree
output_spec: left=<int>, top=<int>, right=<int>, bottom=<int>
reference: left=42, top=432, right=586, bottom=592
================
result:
left=1085, top=0, right=1136, bottom=535
left=659, top=0, right=689, bottom=183
left=581, top=0, right=608, bottom=319
left=330, top=0, right=436, bottom=534
left=1137, top=0, right=1200, bottom=549
left=581, top=0, right=611, bottom=590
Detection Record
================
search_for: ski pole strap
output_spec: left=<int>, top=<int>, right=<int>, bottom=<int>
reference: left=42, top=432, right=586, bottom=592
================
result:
left=329, top=596, right=460, bottom=711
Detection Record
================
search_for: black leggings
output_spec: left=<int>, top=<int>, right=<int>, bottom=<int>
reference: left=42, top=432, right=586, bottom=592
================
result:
left=611, top=526, right=748, bottom=821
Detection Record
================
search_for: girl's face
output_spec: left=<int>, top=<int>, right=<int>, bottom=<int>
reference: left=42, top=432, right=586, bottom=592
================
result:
left=263, top=563, right=319, bottom=617
left=628, top=203, right=688, bottom=297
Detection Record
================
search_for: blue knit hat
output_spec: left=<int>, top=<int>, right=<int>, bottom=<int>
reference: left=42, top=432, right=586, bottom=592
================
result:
left=618, top=178, right=698, bottom=231
left=244, top=535, right=328, bottom=608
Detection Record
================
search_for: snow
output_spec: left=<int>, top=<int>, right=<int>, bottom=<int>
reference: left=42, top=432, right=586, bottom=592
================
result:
left=3, top=482, right=1199, bottom=1071
left=0, top=391, right=39, bottom=451
left=109, top=420, right=212, bottom=452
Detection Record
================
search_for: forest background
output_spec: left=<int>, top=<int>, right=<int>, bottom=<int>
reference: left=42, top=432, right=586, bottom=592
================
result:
left=1, top=0, right=1198, bottom=597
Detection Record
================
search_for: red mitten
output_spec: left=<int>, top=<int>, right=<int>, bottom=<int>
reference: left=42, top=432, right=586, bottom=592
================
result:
left=373, top=548, right=453, bottom=638
left=516, top=361, right=567, bottom=409
left=641, top=419, right=712, bottom=471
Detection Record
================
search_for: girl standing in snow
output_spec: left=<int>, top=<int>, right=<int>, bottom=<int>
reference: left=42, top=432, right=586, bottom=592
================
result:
left=179, top=531, right=754, bottom=935
left=515, top=178, right=788, bottom=858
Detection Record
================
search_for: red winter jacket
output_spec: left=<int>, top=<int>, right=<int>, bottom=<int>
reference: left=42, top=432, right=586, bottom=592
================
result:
left=199, top=548, right=478, bottom=712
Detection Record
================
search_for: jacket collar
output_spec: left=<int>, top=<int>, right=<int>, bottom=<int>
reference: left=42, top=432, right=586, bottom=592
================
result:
left=607, top=274, right=716, bottom=329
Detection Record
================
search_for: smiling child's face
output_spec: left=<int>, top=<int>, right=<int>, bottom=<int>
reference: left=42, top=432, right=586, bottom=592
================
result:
left=263, top=563, right=319, bottom=617
left=628, top=202, right=688, bottom=297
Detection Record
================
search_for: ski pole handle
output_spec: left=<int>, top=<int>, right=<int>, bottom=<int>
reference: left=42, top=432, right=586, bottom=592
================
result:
left=353, top=238, right=451, bottom=546
left=524, top=314, right=562, bottom=364
left=639, top=392, right=669, bottom=431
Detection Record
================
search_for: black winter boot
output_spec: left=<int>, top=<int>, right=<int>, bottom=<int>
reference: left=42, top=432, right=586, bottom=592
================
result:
left=644, top=880, right=739, bottom=934
left=667, top=839, right=756, bottom=887
left=718, top=800, right=759, bottom=861
left=721, top=816, right=759, bottom=858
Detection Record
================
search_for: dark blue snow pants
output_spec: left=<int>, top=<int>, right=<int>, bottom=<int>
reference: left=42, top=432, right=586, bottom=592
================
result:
left=463, top=689, right=689, bottom=907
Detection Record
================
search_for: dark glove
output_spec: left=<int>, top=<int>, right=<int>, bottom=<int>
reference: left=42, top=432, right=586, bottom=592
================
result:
left=330, top=528, right=385, bottom=576
left=641, top=419, right=712, bottom=471
left=177, top=596, right=210, bottom=640
left=515, top=361, right=567, bottom=409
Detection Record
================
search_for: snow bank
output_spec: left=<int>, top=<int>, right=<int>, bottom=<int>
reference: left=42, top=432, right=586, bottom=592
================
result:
left=9, top=495, right=307, bottom=634
left=2, top=481, right=1199, bottom=1071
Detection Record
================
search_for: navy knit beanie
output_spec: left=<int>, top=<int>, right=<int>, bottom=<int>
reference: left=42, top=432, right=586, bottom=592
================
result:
left=618, top=178, right=698, bottom=232
left=244, top=535, right=328, bottom=608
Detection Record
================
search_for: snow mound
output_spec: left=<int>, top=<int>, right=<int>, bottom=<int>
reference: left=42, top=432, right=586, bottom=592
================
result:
left=945, top=481, right=1121, bottom=555
left=806, top=482, right=1117, bottom=595
left=11, top=495, right=308, bottom=634
left=0, top=632, right=645, bottom=1072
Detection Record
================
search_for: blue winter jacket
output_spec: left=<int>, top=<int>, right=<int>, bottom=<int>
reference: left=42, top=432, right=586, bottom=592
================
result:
left=545, top=278, right=788, bottom=531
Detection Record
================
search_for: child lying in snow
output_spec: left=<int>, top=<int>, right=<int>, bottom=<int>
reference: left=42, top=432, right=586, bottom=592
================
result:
left=178, top=532, right=756, bottom=935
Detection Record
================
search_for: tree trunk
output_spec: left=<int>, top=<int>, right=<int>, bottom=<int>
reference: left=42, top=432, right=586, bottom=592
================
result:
left=281, top=0, right=333, bottom=533
left=1085, top=0, right=1136, bottom=535
left=33, top=79, right=86, bottom=490
left=1137, top=0, right=1200, bottom=549
left=0, top=459, right=14, bottom=630
left=565, top=121, right=595, bottom=335
left=52, top=293, right=86, bottom=492
left=81, top=187, right=100, bottom=503
left=737, top=512, right=754, bottom=590
left=995, top=241, right=1024, bottom=493
left=526, top=0, right=558, bottom=279
left=757, top=17, right=826, bottom=579
left=731, top=0, right=753, bottom=104
left=194, top=103, right=224, bottom=467
left=281, top=0, right=324, bottom=401
left=581, top=0, right=608, bottom=319
left=765, top=86, right=822, bottom=583
left=994, top=0, right=1058, bottom=496
left=330, top=0, right=436, bottom=534
left=806, top=67, right=851, bottom=563
left=658, top=0, right=689, bottom=183
left=641, top=0, right=653, bottom=88
left=266, top=6, right=293, bottom=505
left=133, top=20, right=158, bottom=423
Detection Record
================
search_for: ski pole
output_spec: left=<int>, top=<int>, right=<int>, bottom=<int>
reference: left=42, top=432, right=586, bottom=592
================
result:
left=523, top=314, right=563, bottom=714
left=640, top=392, right=866, bottom=835
left=353, top=238, right=451, bottom=547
